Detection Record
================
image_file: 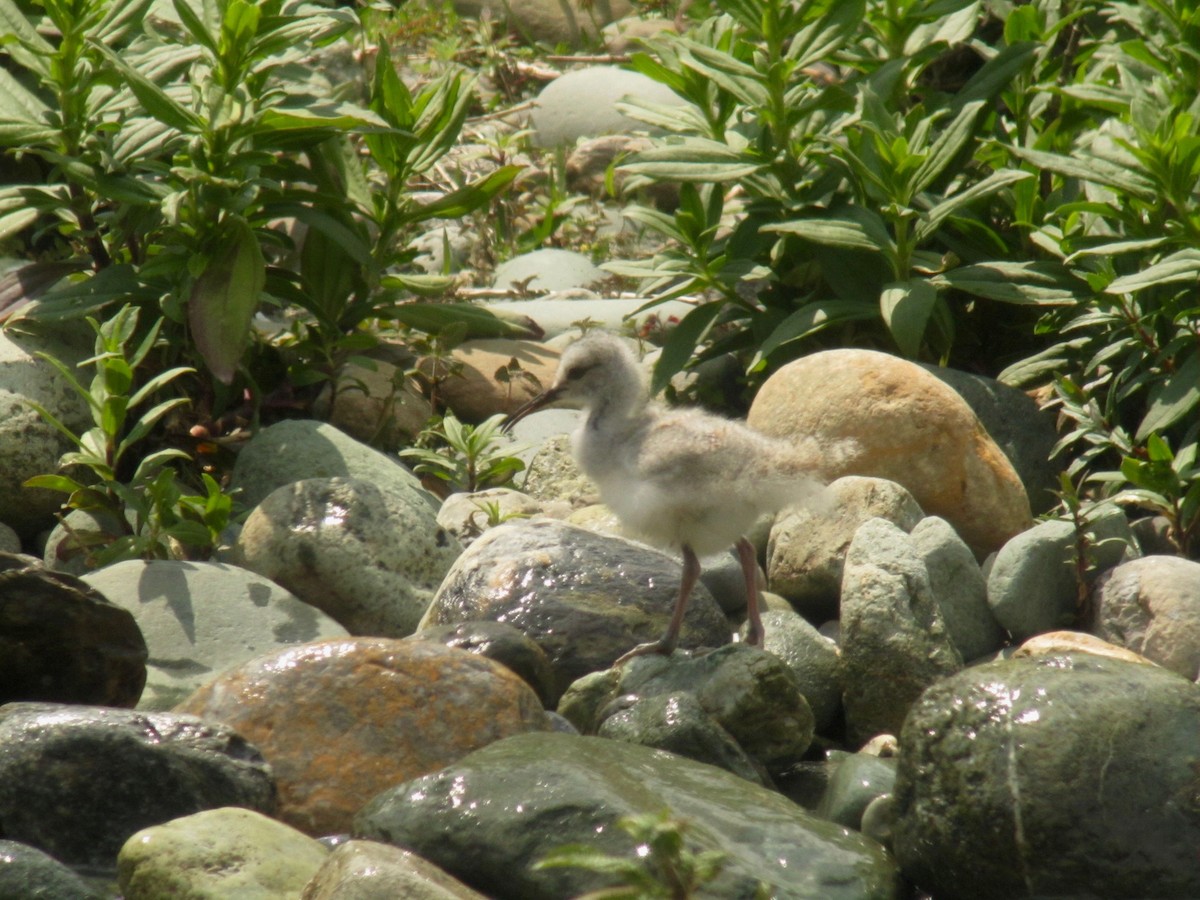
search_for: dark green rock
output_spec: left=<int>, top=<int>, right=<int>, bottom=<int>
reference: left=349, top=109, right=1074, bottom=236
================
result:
left=356, top=732, right=899, bottom=900
left=0, top=553, right=146, bottom=707
left=0, top=841, right=99, bottom=899
left=817, top=751, right=896, bottom=830
left=893, top=653, right=1200, bottom=899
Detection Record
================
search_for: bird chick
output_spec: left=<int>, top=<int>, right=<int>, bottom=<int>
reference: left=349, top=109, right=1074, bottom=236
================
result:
left=506, top=333, right=829, bottom=663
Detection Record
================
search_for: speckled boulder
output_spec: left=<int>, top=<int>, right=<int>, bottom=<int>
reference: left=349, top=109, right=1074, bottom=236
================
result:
left=302, top=840, right=488, bottom=900
left=229, top=418, right=434, bottom=511
left=356, top=732, right=900, bottom=899
left=840, top=518, right=962, bottom=745
left=1092, top=554, right=1200, bottom=679
left=82, top=559, right=349, bottom=710
left=119, top=808, right=328, bottom=899
left=893, top=654, right=1200, bottom=898
left=420, top=518, right=731, bottom=702
left=231, top=477, right=461, bottom=637
left=491, top=248, right=606, bottom=292
left=0, top=329, right=90, bottom=537
left=0, top=554, right=147, bottom=707
left=748, top=349, right=1032, bottom=557
left=176, top=638, right=551, bottom=836
left=0, top=703, right=274, bottom=868
left=0, top=840, right=99, bottom=899
left=768, top=475, right=924, bottom=623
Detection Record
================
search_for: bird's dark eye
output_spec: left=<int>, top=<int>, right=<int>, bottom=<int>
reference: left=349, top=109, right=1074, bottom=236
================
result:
left=565, top=363, right=594, bottom=381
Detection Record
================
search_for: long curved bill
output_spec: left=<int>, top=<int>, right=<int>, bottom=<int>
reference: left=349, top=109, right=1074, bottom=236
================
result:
left=502, top=384, right=565, bottom=434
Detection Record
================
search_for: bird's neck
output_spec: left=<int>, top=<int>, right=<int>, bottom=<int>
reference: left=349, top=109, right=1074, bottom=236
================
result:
left=585, top=383, right=646, bottom=434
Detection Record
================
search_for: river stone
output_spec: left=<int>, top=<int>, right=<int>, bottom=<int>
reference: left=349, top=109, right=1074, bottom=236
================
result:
left=595, top=689, right=767, bottom=784
left=1012, top=630, right=1157, bottom=666
left=409, top=620, right=557, bottom=707
left=417, top=338, right=560, bottom=422
left=920, top=363, right=1060, bottom=515
left=491, top=248, right=606, bottom=292
left=231, top=476, right=461, bottom=637
left=987, top=505, right=1139, bottom=641
left=817, top=752, right=897, bottom=831
left=748, top=349, right=1032, bottom=557
left=420, top=518, right=730, bottom=702
left=0, top=703, right=274, bottom=868
left=746, top=609, right=842, bottom=733
left=176, top=637, right=551, bottom=836
left=840, top=518, right=962, bottom=745
left=911, top=516, right=1004, bottom=662
left=81, top=559, right=349, bottom=710
left=356, top=732, right=900, bottom=899
left=561, top=643, right=814, bottom=771
left=436, top=487, right=545, bottom=548
left=118, top=807, right=328, bottom=899
left=893, top=654, right=1200, bottom=899
left=1092, top=555, right=1200, bottom=679
left=0, top=328, right=90, bottom=537
left=302, top=840, right=488, bottom=900
left=768, top=476, right=924, bottom=623
left=0, top=553, right=147, bottom=707
left=318, top=358, right=431, bottom=452
left=529, top=66, right=682, bottom=147
left=456, top=0, right=632, bottom=46
left=0, top=840, right=99, bottom=900
left=229, top=418, right=435, bottom=511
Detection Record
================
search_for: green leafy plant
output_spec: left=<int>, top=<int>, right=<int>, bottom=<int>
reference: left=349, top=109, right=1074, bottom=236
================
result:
left=23, top=305, right=237, bottom=565
left=535, top=810, right=750, bottom=900
left=605, top=0, right=1044, bottom=392
left=399, top=411, right=525, bottom=494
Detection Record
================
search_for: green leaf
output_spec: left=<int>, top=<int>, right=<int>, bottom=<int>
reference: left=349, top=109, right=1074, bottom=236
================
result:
left=256, top=103, right=390, bottom=134
left=917, top=169, right=1034, bottom=242
left=932, top=261, right=1086, bottom=305
left=1105, top=249, right=1200, bottom=295
left=0, top=0, right=53, bottom=75
left=755, top=299, right=877, bottom=364
left=1136, top=352, right=1200, bottom=441
left=406, top=165, right=522, bottom=222
left=650, top=301, right=724, bottom=395
left=387, top=303, right=541, bottom=340
left=188, top=218, right=265, bottom=384
left=911, top=101, right=986, bottom=195
left=89, top=40, right=202, bottom=133
left=23, top=473, right=88, bottom=495
left=1008, top=146, right=1157, bottom=199
left=880, top=279, right=939, bottom=358
left=765, top=208, right=894, bottom=255
left=619, top=140, right=765, bottom=182
left=788, top=0, right=867, bottom=69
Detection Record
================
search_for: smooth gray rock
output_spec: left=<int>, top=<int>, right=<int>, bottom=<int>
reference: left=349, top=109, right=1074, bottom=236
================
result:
left=436, top=487, right=543, bottom=548
left=118, top=807, right=326, bottom=899
left=1092, top=554, right=1200, bottom=679
left=817, top=752, right=897, bottom=831
left=229, top=418, right=435, bottom=511
left=911, top=516, right=1005, bottom=662
left=921, top=363, right=1060, bottom=515
left=560, top=643, right=814, bottom=772
left=301, top=840, right=488, bottom=900
left=840, top=518, right=962, bottom=745
left=740, top=609, right=842, bottom=734
left=0, top=553, right=146, bottom=707
left=421, top=518, right=730, bottom=701
left=42, top=507, right=128, bottom=575
left=491, top=248, right=606, bottom=292
left=987, top=506, right=1139, bottom=640
left=356, top=732, right=900, bottom=899
left=82, top=559, right=349, bottom=710
left=893, top=654, right=1200, bottom=899
left=530, top=66, right=683, bottom=147
left=0, top=329, right=90, bottom=537
left=0, top=703, right=274, bottom=868
left=0, top=840, right=99, bottom=900
left=769, top=476, right=925, bottom=623
left=231, top=477, right=462, bottom=637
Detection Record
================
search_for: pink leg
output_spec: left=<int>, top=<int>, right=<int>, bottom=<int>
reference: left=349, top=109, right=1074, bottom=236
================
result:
left=615, top=544, right=701, bottom=666
left=737, top=537, right=764, bottom=647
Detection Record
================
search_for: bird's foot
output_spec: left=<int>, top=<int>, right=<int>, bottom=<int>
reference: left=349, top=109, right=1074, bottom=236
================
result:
left=613, top=638, right=676, bottom=667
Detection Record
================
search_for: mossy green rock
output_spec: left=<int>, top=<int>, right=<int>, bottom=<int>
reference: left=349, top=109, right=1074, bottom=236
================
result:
left=356, top=732, right=899, bottom=899
left=893, top=653, right=1200, bottom=898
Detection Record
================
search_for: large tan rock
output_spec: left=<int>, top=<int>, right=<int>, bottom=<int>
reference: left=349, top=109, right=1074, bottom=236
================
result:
left=176, top=638, right=551, bottom=836
left=748, top=349, right=1031, bottom=557
left=418, top=339, right=560, bottom=421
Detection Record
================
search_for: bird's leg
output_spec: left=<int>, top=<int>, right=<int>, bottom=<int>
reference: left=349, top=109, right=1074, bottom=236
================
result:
left=737, top=536, right=764, bottom=647
left=614, top=543, right=702, bottom=666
